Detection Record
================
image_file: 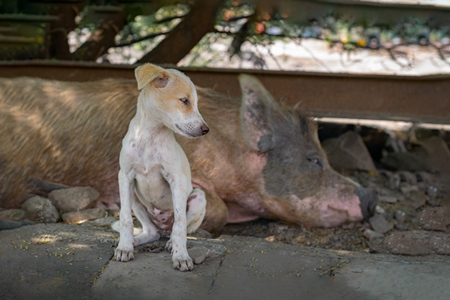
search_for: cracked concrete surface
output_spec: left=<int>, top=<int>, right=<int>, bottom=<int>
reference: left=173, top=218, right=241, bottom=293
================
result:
left=1, top=224, right=450, bottom=300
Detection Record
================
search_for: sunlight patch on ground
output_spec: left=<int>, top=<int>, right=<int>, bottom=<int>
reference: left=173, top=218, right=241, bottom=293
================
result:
left=32, top=234, right=59, bottom=245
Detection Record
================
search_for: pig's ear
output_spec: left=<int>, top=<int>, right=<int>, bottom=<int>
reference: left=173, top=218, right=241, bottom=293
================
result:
left=135, top=63, right=170, bottom=90
left=239, top=74, right=277, bottom=152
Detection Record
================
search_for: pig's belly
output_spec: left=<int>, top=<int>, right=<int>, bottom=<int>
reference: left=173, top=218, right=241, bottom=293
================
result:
left=226, top=203, right=260, bottom=223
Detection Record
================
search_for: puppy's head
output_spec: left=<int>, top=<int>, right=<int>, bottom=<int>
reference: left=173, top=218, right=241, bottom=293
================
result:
left=135, top=63, right=209, bottom=138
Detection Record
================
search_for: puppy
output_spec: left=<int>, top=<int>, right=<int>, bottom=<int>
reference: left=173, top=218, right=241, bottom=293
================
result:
left=114, top=63, right=209, bottom=271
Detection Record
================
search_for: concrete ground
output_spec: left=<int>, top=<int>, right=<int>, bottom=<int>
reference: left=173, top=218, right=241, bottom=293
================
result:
left=1, top=223, right=449, bottom=300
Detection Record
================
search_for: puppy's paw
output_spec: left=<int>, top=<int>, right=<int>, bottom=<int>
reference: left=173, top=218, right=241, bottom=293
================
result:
left=115, top=245, right=134, bottom=262
left=165, top=239, right=173, bottom=253
left=172, top=255, right=194, bottom=271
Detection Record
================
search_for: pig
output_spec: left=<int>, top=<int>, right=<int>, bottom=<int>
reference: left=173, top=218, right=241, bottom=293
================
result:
left=0, top=75, right=377, bottom=233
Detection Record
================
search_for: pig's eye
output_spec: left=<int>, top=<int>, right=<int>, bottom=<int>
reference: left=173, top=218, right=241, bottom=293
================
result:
left=308, top=157, right=323, bottom=168
left=180, top=98, right=190, bottom=105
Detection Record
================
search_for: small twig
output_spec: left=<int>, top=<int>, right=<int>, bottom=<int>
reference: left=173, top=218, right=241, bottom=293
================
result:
left=224, top=14, right=252, bottom=22
left=429, top=42, right=450, bottom=65
left=266, top=46, right=283, bottom=70
left=115, top=32, right=168, bottom=47
left=155, top=15, right=185, bottom=24
left=299, top=40, right=332, bottom=72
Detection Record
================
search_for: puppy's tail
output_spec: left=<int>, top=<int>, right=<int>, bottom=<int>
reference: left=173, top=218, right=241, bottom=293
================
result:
left=111, top=220, right=121, bottom=232
left=111, top=220, right=143, bottom=235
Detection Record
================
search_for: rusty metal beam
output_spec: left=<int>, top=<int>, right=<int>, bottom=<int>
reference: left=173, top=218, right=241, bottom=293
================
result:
left=0, top=60, right=449, bottom=124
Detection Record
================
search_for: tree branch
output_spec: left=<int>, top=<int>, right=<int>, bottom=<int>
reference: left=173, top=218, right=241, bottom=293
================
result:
left=48, top=2, right=85, bottom=60
left=138, top=0, right=223, bottom=64
left=72, top=8, right=125, bottom=61
left=115, top=31, right=168, bottom=48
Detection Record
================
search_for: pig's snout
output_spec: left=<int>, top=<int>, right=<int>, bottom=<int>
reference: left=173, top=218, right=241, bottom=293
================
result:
left=201, top=124, right=210, bottom=135
left=355, top=187, right=378, bottom=218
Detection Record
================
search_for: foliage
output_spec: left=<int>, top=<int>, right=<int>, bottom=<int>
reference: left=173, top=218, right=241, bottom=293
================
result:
left=0, top=0, right=449, bottom=70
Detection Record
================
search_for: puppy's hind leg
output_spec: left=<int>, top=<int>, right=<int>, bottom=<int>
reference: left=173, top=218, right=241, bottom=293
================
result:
left=132, top=198, right=160, bottom=246
left=186, top=188, right=207, bottom=234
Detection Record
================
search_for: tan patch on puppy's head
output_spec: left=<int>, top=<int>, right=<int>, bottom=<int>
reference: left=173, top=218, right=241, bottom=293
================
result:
left=149, top=69, right=197, bottom=116
left=135, top=63, right=170, bottom=90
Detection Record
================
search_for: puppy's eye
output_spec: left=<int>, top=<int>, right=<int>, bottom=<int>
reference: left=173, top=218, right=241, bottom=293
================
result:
left=180, top=98, right=190, bottom=105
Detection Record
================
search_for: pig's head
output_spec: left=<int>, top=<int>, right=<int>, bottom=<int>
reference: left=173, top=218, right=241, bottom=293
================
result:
left=135, top=63, right=209, bottom=138
left=239, top=74, right=377, bottom=227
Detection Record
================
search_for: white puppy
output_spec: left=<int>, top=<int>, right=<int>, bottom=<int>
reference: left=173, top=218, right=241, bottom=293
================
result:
left=114, top=63, right=209, bottom=271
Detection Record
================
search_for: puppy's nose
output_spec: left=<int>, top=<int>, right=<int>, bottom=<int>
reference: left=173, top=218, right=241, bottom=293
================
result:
left=201, top=124, right=210, bottom=135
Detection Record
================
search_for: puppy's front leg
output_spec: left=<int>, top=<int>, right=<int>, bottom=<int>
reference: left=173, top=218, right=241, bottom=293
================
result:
left=166, top=180, right=192, bottom=271
left=115, top=169, right=136, bottom=262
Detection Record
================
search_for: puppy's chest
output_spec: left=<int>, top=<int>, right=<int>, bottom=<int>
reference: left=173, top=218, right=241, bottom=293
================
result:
left=128, top=137, right=164, bottom=170
left=132, top=153, right=169, bottom=197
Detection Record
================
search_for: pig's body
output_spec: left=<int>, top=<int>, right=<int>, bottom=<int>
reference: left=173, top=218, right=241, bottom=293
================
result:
left=0, top=76, right=376, bottom=232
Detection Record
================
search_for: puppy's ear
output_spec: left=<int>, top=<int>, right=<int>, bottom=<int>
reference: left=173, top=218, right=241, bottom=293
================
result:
left=135, top=63, right=170, bottom=90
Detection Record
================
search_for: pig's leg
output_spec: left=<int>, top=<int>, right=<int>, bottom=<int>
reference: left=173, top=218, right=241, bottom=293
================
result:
left=186, top=188, right=206, bottom=234
left=132, top=197, right=160, bottom=246
left=200, top=189, right=229, bottom=235
left=26, top=177, right=69, bottom=194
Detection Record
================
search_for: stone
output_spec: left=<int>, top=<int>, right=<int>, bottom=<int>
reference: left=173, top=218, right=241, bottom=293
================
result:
left=400, top=185, right=419, bottom=194
left=369, top=231, right=450, bottom=255
left=378, top=195, right=398, bottom=203
left=0, top=219, right=34, bottom=230
left=21, top=196, right=60, bottom=223
left=375, top=205, right=385, bottom=214
left=417, top=182, right=427, bottom=191
left=397, top=171, right=417, bottom=185
left=394, top=210, right=406, bottom=223
left=404, top=191, right=427, bottom=209
left=322, top=131, right=376, bottom=171
left=415, top=171, right=432, bottom=184
left=62, top=208, right=107, bottom=224
left=430, top=235, right=450, bottom=255
left=49, top=187, right=99, bottom=214
left=0, top=209, right=25, bottom=221
left=426, top=186, right=438, bottom=200
left=379, top=170, right=393, bottom=179
left=417, top=136, right=450, bottom=173
left=188, top=246, right=209, bottom=264
left=380, top=136, right=449, bottom=173
left=388, top=173, right=401, bottom=190
left=418, top=207, right=450, bottom=232
left=426, top=199, right=440, bottom=207
left=379, top=231, right=431, bottom=255
left=394, top=224, right=408, bottom=231
left=363, top=229, right=384, bottom=241
left=381, top=151, right=429, bottom=172
left=369, top=214, right=393, bottom=234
